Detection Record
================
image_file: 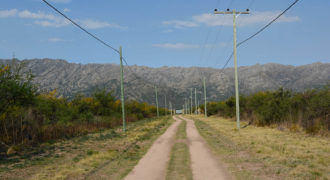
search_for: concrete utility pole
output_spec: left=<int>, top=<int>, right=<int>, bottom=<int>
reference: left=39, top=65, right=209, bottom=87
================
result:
left=119, top=46, right=126, bottom=132
left=184, top=98, right=186, bottom=114
left=165, top=95, right=167, bottom=116
left=195, top=88, right=197, bottom=114
left=190, top=88, right=193, bottom=114
left=197, top=100, right=200, bottom=114
left=214, top=9, right=249, bottom=129
left=170, top=102, right=172, bottom=116
left=155, top=86, right=159, bottom=117
left=203, top=77, right=207, bottom=118
left=186, top=97, right=189, bottom=114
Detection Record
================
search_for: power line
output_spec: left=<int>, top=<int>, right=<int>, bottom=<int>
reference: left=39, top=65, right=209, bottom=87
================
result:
left=204, top=0, right=235, bottom=67
left=218, top=0, right=301, bottom=70
left=122, top=58, right=173, bottom=89
left=196, top=0, right=227, bottom=66
left=42, top=0, right=119, bottom=54
left=237, top=0, right=300, bottom=47
left=42, top=0, right=174, bottom=94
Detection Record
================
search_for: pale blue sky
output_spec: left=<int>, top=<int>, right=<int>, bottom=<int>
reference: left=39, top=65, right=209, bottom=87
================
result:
left=0, top=0, right=329, bottom=67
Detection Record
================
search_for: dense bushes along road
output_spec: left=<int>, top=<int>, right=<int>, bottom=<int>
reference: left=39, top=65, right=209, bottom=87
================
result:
left=0, top=62, right=167, bottom=153
left=201, top=86, right=330, bottom=134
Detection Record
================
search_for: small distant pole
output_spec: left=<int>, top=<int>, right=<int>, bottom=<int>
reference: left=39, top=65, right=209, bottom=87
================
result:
left=190, top=88, right=193, bottom=114
left=165, top=95, right=167, bottom=116
left=182, top=105, right=185, bottom=114
left=203, top=77, right=207, bottom=118
left=214, top=8, right=249, bottom=129
left=155, top=86, right=159, bottom=117
left=197, top=100, right=200, bottom=114
left=195, top=88, right=197, bottom=114
left=119, top=46, right=126, bottom=132
left=170, top=102, right=172, bottom=116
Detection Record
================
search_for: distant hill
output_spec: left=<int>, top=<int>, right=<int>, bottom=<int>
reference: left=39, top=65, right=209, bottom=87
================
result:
left=1, top=59, right=329, bottom=109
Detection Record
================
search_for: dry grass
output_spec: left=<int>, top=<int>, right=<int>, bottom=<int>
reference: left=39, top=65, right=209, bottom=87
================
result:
left=176, top=119, right=187, bottom=140
left=166, top=143, right=192, bottom=180
left=0, top=117, right=173, bottom=180
left=188, top=115, right=330, bottom=180
left=166, top=118, right=192, bottom=180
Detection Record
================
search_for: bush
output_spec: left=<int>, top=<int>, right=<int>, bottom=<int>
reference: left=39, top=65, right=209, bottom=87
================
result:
left=206, top=87, right=330, bottom=134
left=0, top=62, right=162, bottom=151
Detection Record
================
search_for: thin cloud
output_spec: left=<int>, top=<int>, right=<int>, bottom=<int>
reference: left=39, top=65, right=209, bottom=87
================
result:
left=48, top=37, right=67, bottom=42
left=63, top=8, right=71, bottom=12
left=163, top=11, right=300, bottom=28
left=0, top=9, right=17, bottom=18
left=79, top=19, right=128, bottom=30
left=153, top=43, right=199, bottom=49
left=0, top=9, right=126, bottom=30
left=162, top=20, right=199, bottom=28
left=153, top=42, right=229, bottom=49
left=49, top=0, right=72, bottom=4
left=162, top=29, right=174, bottom=33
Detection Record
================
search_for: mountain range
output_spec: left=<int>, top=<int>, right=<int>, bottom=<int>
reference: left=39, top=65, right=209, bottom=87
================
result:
left=1, top=59, right=329, bottom=109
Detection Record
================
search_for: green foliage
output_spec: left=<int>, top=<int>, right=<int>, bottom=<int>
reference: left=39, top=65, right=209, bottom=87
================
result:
left=0, top=63, right=162, bottom=151
left=0, top=63, right=36, bottom=112
left=206, top=86, right=330, bottom=133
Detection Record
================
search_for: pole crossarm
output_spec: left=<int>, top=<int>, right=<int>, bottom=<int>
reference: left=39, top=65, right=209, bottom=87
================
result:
left=214, top=11, right=249, bottom=15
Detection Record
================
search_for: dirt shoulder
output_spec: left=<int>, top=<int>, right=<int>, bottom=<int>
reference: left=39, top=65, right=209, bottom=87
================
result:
left=0, top=116, right=173, bottom=180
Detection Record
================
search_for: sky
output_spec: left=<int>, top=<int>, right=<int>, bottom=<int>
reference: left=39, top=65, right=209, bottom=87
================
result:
left=0, top=0, right=329, bottom=68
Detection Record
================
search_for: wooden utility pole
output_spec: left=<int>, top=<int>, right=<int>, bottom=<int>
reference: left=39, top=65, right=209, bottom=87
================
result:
left=214, top=9, right=249, bottom=129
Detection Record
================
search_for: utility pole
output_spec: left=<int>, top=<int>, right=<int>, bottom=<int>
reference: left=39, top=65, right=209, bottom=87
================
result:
left=165, top=95, right=167, bottom=116
left=170, top=102, right=172, bottom=116
left=190, top=88, right=193, bottom=114
left=119, top=46, right=126, bottom=132
left=184, top=98, right=186, bottom=114
left=155, top=86, right=159, bottom=117
left=197, top=100, right=200, bottom=114
left=203, top=77, right=207, bottom=118
left=195, top=88, right=197, bottom=114
left=214, top=9, right=249, bottom=129
left=186, top=97, right=188, bottom=114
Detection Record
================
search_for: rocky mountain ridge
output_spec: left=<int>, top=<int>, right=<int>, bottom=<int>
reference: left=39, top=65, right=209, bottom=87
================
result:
left=1, top=59, right=329, bottom=109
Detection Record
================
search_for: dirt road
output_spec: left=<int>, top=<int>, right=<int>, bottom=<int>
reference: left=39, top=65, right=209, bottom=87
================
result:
left=125, top=116, right=231, bottom=180
left=179, top=116, right=232, bottom=180
left=124, top=117, right=182, bottom=180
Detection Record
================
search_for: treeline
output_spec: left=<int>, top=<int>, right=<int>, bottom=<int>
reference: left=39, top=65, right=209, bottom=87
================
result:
left=202, top=87, right=330, bottom=134
left=0, top=62, right=166, bottom=151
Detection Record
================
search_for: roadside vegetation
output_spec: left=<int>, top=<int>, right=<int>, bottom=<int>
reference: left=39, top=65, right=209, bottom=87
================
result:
left=189, top=115, right=330, bottom=180
left=166, top=118, right=192, bottom=180
left=0, top=62, right=168, bottom=156
left=0, top=116, right=173, bottom=179
left=201, top=87, right=330, bottom=134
